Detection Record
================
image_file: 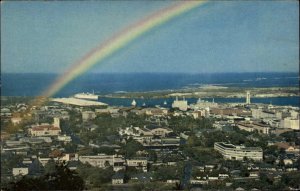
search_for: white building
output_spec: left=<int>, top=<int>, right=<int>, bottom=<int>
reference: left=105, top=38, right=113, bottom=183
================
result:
left=214, top=142, right=263, bottom=161
left=29, top=118, right=61, bottom=137
left=11, top=117, right=22, bottom=125
left=53, top=117, right=60, bottom=128
left=126, top=158, right=148, bottom=172
left=236, top=121, right=270, bottom=134
left=246, top=91, right=251, bottom=104
left=112, top=173, right=124, bottom=184
left=12, top=167, right=29, bottom=176
left=79, top=154, right=125, bottom=171
left=191, top=98, right=218, bottom=110
left=29, top=125, right=61, bottom=136
left=82, top=111, right=96, bottom=121
left=280, top=117, right=300, bottom=130
left=119, top=126, right=173, bottom=138
left=172, top=97, right=188, bottom=111
left=57, top=135, right=72, bottom=142
left=95, top=107, right=119, bottom=114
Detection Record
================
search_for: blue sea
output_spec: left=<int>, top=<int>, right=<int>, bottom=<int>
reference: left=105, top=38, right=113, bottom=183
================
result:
left=98, top=97, right=300, bottom=108
left=1, top=72, right=299, bottom=107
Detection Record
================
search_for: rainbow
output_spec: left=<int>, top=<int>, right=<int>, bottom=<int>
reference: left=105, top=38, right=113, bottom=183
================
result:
left=42, top=1, right=206, bottom=98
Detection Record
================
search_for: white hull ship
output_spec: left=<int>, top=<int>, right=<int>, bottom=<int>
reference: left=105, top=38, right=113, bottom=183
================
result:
left=74, top=92, right=98, bottom=100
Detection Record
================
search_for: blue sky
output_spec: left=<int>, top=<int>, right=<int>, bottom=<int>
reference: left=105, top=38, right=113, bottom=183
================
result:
left=1, top=1, right=299, bottom=73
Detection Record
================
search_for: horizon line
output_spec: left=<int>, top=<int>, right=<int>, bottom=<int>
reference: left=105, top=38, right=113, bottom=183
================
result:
left=2, top=71, right=300, bottom=75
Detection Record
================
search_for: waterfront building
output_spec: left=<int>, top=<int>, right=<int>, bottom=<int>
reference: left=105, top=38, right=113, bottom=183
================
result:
left=191, top=98, right=218, bottom=109
left=214, top=142, right=263, bottom=161
left=172, top=97, right=188, bottom=111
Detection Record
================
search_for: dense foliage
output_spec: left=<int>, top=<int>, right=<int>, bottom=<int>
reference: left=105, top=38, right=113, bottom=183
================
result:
left=4, top=162, right=84, bottom=191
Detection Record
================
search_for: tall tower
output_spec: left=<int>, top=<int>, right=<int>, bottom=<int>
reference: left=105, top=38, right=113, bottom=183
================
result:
left=246, top=91, right=251, bottom=104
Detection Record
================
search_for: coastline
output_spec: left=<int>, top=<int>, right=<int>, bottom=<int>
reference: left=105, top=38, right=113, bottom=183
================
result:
left=101, top=86, right=300, bottom=99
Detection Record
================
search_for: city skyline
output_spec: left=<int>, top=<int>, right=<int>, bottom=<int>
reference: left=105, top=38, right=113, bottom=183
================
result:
left=2, top=1, right=299, bottom=74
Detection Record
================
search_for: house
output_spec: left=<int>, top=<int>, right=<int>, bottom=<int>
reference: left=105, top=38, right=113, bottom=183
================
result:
left=218, top=174, right=229, bottom=179
left=82, top=111, right=96, bottom=121
left=119, top=125, right=173, bottom=139
left=126, top=158, right=148, bottom=172
left=12, top=167, right=29, bottom=176
left=249, top=171, right=260, bottom=178
left=166, top=179, right=180, bottom=184
left=20, top=137, right=52, bottom=144
left=57, top=135, right=72, bottom=142
left=79, top=154, right=125, bottom=171
left=130, top=172, right=152, bottom=182
left=112, top=173, right=124, bottom=184
left=11, top=117, right=22, bottom=125
left=95, top=107, right=119, bottom=114
left=38, top=157, right=52, bottom=166
left=274, top=142, right=300, bottom=153
left=143, top=108, right=168, bottom=116
left=29, top=125, right=61, bottom=136
left=190, top=110, right=207, bottom=119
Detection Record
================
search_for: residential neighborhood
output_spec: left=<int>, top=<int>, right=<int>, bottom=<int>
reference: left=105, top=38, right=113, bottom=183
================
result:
left=1, top=95, right=299, bottom=190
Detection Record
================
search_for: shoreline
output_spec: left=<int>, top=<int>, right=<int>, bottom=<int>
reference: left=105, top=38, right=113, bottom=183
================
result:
left=100, top=86, right=300, bottom=99
left=1, top=86, right=299, bottom=99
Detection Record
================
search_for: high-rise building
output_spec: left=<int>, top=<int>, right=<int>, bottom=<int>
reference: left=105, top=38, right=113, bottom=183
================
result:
left=246, top=91, right=251, bottom=104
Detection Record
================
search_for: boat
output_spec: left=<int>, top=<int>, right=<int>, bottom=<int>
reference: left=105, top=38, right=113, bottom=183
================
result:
left=163, top=100, right=167, bottom=105
left=131, top=99, right=137, bottom=106
left=74, top=92, right=98, bottom=100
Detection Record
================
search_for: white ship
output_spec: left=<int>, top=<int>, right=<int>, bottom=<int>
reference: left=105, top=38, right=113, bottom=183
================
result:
left=131, top=99, right=137, bottom=106
left=74, top=92, right=98, bottom=100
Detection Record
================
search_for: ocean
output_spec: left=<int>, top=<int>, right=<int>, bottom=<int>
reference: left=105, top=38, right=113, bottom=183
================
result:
left=98, top=97, right=300, bottom=108
left=1, top=72, right=299, bottom=107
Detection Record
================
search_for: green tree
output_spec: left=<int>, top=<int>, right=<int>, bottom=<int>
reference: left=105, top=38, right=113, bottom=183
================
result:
left=43, top=159, right=56, bottom=174
left=120, top=138, right=143, bottom=158
left=6, top=162, right=85, bottom=191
